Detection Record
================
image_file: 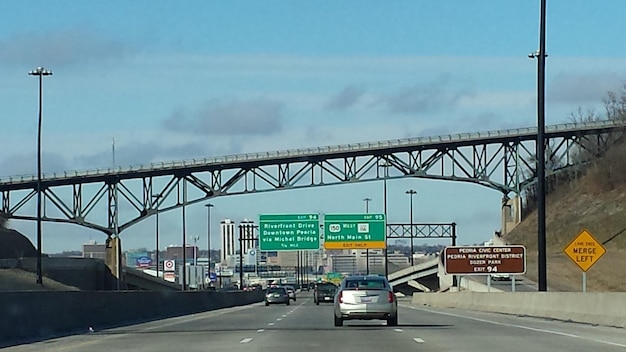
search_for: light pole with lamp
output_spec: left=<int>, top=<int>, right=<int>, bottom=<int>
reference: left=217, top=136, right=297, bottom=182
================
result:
left=205, top=203, right=214, bottom=279
left=406, top=189, right=417, bottom=266
left=363, top=197, right=371, bottom=275
left=378, top=161, right=391, bottom=278
left=29, top=67, right=52, bottom=285
left=529, top=0, right=548, bottom=292
left=152, top=194, right=162, bottom=277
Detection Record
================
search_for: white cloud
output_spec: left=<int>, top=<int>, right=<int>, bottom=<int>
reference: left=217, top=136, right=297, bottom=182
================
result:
left=0, top=28, right=132, bottom=68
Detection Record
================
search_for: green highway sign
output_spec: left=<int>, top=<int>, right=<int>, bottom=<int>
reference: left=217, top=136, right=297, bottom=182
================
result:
left=259, top=214, right=320, bottom=251
left=323, top=213, right=386, bottom=249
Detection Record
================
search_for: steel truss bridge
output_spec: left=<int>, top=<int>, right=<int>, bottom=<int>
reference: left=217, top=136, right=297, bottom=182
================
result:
left=1, top=120, right=625, bottom=239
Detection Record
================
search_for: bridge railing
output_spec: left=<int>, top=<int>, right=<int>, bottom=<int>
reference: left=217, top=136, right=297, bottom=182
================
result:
left=1, top=120, right=624, bottom=185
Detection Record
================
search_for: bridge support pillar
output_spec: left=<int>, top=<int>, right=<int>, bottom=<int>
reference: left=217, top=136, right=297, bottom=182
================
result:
left=500, top=196, right=521, bottom=236
left=105, top=236, right=123, bottom=290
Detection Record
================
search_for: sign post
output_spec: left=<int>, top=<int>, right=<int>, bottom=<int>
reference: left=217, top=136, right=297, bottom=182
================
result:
left=259, top=214, right=320, bottom=251
left=563, top=229, right=606, bottom=292
left=323, top=213, right=386, bottom=249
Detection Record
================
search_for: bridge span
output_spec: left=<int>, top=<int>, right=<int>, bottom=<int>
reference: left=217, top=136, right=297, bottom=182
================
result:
left=1, top=119, right=624, bottom=234
left=1, top=120, right=624, bottom=288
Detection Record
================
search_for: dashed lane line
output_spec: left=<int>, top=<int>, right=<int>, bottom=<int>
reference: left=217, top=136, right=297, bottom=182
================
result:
left=405, top=305, right=626, bottom=349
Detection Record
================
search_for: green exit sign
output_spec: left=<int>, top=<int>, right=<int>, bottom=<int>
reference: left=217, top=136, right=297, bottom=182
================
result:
left=259, top=214, right=320, bottom=251
left=323, top=213, right=386, bottom=249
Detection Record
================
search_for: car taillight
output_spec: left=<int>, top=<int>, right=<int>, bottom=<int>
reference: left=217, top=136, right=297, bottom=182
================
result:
left=388, top=291, right=395, bottom=303
left=338, top=290, right=344, bottom=303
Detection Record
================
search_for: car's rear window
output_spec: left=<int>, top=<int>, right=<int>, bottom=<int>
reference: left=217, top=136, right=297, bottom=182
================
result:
left=344, top=279, right=386, bottom=289
left=317, top=284, right=337, bottom=293
left=267, top=287, right=285, bottom=293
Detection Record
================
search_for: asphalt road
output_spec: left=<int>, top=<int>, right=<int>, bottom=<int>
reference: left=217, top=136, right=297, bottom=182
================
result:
left=4, top=291, right=626, bottom=352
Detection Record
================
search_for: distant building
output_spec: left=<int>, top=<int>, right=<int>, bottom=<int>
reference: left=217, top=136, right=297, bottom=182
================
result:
left=238, top=219, right=256, bottom=255
left=82, top=240, right=106, bottom=260
left=387, top=251, right=409, bottom=266
left=220, top=219, right=236, bottom=263
left=165, top=245, right=198, bottom=263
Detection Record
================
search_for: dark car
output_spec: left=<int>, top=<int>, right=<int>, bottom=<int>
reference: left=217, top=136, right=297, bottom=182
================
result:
left=265, top=286, right=290, bottom=306
left=314, top=282, right=338, bottom=305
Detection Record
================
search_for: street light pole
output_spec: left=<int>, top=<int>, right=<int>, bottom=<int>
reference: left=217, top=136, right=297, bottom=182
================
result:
left=363, top=197, right=372, bottom=275
left=238, top=224, right=244, bottom=290
left=205, top=203, right=214, bottom=280
left=529, top=0, right=548, bottom=293
left=152, top=194, right=161, bottom=278
left=363, top=197, right=371, bottom=213
left=29, top=67, right=52, bottom=286
left=379, top=161, right=390, bottom=278
left=406, top=189, right=417, bottom=266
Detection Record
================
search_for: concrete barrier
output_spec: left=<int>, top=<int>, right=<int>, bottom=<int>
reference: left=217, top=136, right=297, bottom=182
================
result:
left=0, top=290, right=264, bottom=347
left=411, top=292, right=626, bottom=328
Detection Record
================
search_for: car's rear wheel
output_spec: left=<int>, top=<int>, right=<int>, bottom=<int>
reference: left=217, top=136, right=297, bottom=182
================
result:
left=316, top=300, right=319, bottom=305
left=334, top=315, right=343, bottom=327
left=387, top=315, right=398, bottom=326
left=286, top=300, right=290, bottom=306
left=265, top=301, right=269, bottom=306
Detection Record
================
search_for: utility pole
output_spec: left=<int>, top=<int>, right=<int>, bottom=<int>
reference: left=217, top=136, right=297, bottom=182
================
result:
left=406, top=189, right=417, bottom=266
left=363, top=197, right=372, bottom=275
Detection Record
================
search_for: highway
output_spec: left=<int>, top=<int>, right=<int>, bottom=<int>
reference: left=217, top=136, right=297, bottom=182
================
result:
left=4, top=291, right=626, bottom=352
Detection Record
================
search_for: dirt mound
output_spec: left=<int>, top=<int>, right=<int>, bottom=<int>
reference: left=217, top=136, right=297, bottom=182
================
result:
left=0, top=221, right=37, bottom=259
left=504, top=150, right=626, bottom=292
left=0, top=268, right=80, bottom=291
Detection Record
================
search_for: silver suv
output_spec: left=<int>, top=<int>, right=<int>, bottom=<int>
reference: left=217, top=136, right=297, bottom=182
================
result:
left=333, top=275, right=398, bottom=326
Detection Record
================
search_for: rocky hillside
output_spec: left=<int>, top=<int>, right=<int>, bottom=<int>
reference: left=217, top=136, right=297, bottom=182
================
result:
left=504, top=142, right=626, bottom=292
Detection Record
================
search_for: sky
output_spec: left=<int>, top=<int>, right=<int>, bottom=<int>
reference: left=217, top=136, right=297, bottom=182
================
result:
left=2, top=1, right=626, bottom=254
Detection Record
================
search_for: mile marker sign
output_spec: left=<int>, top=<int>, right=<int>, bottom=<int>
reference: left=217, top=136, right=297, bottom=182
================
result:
left=563, top=229, right=606, bottom=272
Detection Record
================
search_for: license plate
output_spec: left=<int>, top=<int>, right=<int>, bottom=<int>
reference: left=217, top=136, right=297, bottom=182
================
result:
left=360, top=297, right=373, bottom=303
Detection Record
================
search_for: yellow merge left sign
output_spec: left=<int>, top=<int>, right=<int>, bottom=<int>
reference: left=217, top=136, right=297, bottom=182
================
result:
left=563, top=229, right=606, bottom=272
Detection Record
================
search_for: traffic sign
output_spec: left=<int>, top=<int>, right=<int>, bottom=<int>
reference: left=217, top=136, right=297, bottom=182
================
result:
left=563, top=229, right=606, bottom=272
left=164, top=259, right=175, bottom=272
left=444, top=245, right=526, bottom=275
left=209, top=272, right=217, bottom=282
left=259, top=214, right=320, bottom=251
left=323, top=213, right=386, bottom=249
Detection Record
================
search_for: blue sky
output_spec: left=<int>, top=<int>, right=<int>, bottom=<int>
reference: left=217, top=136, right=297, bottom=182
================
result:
left=2, top=1, right=626, bottom=253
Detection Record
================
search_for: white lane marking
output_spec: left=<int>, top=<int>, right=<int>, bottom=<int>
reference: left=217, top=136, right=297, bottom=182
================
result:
left=406, top=305, right=626, bottom=348
left=394, top=328, right=403, bottom=332
left=282, top=314, right=288, bottom=318
left=268, top=322, right=275, bottom=326
left=257, top=329, right=265, bottom=333
left=240, top=338, right=253, bottom=344
left=413, top=338, right=425, bottom=343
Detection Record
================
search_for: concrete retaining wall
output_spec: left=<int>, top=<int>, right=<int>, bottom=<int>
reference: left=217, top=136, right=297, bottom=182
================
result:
left=0, top=290, right=264, bottom=347
left=411, top=292, right=626, bottom=328
left=0, top=258, right=112, bottom=290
